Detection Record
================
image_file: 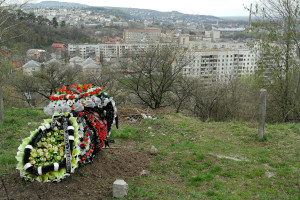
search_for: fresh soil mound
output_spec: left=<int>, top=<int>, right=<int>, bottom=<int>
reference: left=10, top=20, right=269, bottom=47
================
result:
left=1, top=146, right=151, bottom=200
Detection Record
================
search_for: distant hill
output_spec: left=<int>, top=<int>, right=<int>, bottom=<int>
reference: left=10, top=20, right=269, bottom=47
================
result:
left=107, top=7, right=220, bottom=22
left=25, top=1, right=220, bottom=23
left=26, top=1, right=90, bottom=8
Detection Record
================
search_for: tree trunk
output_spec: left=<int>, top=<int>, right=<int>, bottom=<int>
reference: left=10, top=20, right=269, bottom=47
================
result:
left=0, top=86, right=4, bottom=123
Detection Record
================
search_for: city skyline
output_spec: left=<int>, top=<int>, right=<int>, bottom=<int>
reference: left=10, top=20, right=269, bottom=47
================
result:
left=34, top=0, right=254, bottom=17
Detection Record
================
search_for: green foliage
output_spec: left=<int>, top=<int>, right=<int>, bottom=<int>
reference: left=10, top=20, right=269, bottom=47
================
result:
left=3, top=9, right=91, bottom=49
left=250, top=0, right=300, bottom=122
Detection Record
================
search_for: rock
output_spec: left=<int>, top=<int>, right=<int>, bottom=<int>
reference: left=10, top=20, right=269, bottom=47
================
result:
left=150, top=145, right=158, bottom=155
left=140, top=169, right=150, bottom=177
left=265, top=171, right=275, bottom=178
left=113, top=179, right=128, bottom=198
left=141, top=113, right=148, bottom=119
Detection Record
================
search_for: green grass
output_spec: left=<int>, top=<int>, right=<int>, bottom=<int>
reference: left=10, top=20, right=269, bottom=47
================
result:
left=1, top=109, right=299, bottom=199
left=0, top=108, right=48, bottom=176
left=114, top=113, right=300, bottom=200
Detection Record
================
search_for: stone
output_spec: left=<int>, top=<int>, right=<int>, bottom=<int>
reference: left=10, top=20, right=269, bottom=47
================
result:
left=141, top=113, right=148, bottom=119
left=265, top=171, right=275, bottom=178
left=150, top=145, right=158, bottom=155
left=140, top=169, right=150, bottom=177
left=113, top=179, right=128, bottom=198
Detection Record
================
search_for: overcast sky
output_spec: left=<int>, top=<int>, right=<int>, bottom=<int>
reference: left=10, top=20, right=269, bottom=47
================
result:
left=35, top=0, right=255, bottom=16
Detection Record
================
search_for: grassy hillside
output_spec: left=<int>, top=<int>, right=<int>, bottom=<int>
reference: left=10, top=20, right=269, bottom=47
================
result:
left=0, top=108, right=299, bottom=199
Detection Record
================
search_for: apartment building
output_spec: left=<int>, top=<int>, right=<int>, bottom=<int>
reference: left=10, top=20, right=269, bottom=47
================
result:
left=68, top=40, right=258, bottom=84
left=183, top=49, right=257, bottom=84
left=68, top=43, right=160, bottom=60
left=123, top=28, right=161, bottom=43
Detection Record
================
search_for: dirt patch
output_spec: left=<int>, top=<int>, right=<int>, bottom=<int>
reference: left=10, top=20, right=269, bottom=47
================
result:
left=1, top=146, right=151, bottom=200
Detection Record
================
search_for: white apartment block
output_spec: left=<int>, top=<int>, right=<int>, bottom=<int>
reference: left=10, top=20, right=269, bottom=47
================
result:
left=183, top=48, right=257, bottom=84
left=123, top=29, right=161, bottom=43
left=68, top=40, right=259, bottom=84
left=68, top=43, right=160, bottom=60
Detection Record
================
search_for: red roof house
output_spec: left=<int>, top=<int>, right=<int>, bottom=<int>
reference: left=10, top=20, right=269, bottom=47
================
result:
left=51, top=43, right=66, bottom=50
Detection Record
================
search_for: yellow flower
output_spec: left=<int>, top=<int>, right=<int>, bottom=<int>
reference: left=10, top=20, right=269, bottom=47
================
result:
left=48, top=144, right=52, bottom=148
left=54, top=132, right=59, bottom=137
left=39, top=151, right=44, bottom=156
left=57, top=156, right=61, bottom=161
left=46, top=138, right=50, bottom=142
left=42, top=138, right=46, bottom=141
left=29, top=156, right=32, bottom=160
left=45, top=153, right=50, bottom=159
left=30, top=160, right=36, bottom=165
left=53, top=126, right=58, bottom=131
left=43, top=142, right=48, bottom=147
left=40, top=157, right=46, bottom=162
left=31, top=149, right=36, bottom=153
left=60, top=130, right=64, bottom=134
left=32, top=153, right=37, bottom=158
left=51, top=137, right=56, bottom=143
left=47, top=132, right=51, bottom=137
left=44, top=149, right=48, bottom=153
left=37, top=142, right=42, bottom=147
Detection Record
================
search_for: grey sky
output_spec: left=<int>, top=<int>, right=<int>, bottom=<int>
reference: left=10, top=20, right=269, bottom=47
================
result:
left=35, top=0, right=255, bottom=16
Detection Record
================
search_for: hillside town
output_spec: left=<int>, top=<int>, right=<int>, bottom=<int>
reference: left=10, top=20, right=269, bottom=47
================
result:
left=1, top=1, right=300, bottom=199
left=16, top=3, right=256, bottom=85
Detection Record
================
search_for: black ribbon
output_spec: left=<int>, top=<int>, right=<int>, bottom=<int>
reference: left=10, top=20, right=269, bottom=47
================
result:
left=63, top=117, right=71, bottom=174
left=51, top=117, right=57, bottom=129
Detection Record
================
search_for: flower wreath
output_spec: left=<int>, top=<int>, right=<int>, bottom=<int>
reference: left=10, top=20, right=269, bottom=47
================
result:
left=16, top=84, right=118, bottom=182
left=16, top=114, right=80, bottom=182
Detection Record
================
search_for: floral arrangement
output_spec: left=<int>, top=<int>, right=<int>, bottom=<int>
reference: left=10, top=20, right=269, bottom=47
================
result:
left=16, top=84, right=118, bottom=182
left=16, top=114, right=80, bottom=182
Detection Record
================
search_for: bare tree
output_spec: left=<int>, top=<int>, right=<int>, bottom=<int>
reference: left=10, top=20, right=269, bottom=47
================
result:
left=10, top=71, right=39, bottom=106
left=119, top=44, right=192, bottom=109
left=192, top=83, right=228, bottom=121
left=170, top=76, right=197, bottom=113
left=80, top=64, right=121, bottom=100
left=34, top=62, right=82, bottom=96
